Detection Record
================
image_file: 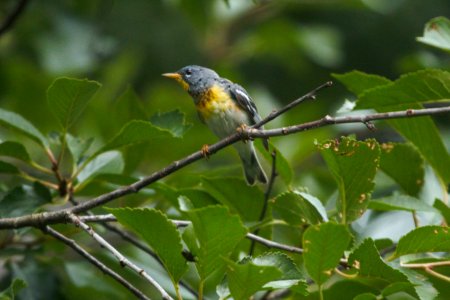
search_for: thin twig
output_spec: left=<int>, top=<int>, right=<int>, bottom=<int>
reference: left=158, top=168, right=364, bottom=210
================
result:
left=1, top=104, right=450, bottom=230
left=43, top=225, right=151, bottom=300
left=249, top=150, right=278, bottom=255
left=0, top=0, right=29, bottom=36
left=67, top=213, right=174, bottom=300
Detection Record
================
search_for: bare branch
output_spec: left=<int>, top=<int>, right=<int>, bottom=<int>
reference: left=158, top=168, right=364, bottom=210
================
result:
left=67, top=214, right=174, bottom=300
left=0, top=103, right=449, bottom=230
left=43, top=226, right=151, bottom=300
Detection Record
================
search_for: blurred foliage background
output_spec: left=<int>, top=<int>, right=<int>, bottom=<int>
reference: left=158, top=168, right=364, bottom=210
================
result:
left=0, top=0, right=450, bottom=299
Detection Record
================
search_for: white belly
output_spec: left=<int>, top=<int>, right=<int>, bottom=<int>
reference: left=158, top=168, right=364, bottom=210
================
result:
left=205, top=106, right=250, bottom=138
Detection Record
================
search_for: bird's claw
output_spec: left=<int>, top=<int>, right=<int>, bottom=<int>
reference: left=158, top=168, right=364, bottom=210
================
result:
left=236, top=124, right=252, bottom=143
left=201, top=144, right=210, bottom=159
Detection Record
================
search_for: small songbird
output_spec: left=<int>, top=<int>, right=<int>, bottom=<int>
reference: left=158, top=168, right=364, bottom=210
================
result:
left=163, top=65, right=268, bottom=185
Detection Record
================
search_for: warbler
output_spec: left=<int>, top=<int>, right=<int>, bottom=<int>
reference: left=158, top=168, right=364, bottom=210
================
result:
left=163, top=65, right=268, bottom=185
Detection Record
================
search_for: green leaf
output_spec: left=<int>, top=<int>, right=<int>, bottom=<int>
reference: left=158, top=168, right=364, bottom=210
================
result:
left=380, top=143, right=424, bottom=196
left=255, top=140, right=293, bottom=184
left=391, top=226, right=450, bottom=259
left=417, top=16, right=450, bottom=53
left=109, top=208, right=187, bottom=283
left=393, top=267, right=439, bottom=300
left=382, top=282, right=416, bottom=297
left=318, top=137, right=380, bottom=223
left=271, top=191, right=327, bottom=225
left=153, top=182, right=217, bottom=209
left=0, top=183, right=52, bottom=218
left=149, top=109, right=192, bottom=138
left=201, top=177, right=265, bottom=221
left=66, top=134, right=94, bottom=165
left=113, top=86, right=148, bottom=127
left=77, top=151, right=124, bottom=183
left=94, top=120, right=175, bottom=155
left=369, top=195, right=437, bottom=213
left=254, top=252, right=307, bottom=293
left=0, top=141, right=31, bottom=163
left=335, top=70, right=450, bottom=182
left=0, top=278, right=26, bottom=300
left=0, top=161, right=19, bottom=174
left=226, top=259, right=281, bottom=300
left=322, top=280, right=378, bottom=300
left=433, top=199, right=450, bottom=224
left=348, top=239, right=416, bottom=296
left=47, top=77, right=101, bottom=131
left=333, top=70, right=391, bottom=95
left=184, top=205, right=247, bottom=283
left=353, top=293, right=378, bottom=300
left=0, top=108, right=48, bottom=148
left=303, top=222, right=351, bottom=285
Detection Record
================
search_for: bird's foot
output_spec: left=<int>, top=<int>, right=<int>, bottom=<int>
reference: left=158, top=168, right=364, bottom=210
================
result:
left=201, top=144, right=210, bottom=159
left=236, top=124, right=251, bottom=143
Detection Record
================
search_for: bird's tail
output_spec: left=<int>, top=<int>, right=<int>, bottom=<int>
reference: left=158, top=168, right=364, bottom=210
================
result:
left=234, top=142, right=267, bottom=185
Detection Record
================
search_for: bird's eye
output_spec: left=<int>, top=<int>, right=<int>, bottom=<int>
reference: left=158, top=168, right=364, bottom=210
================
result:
left=185, top=69, right=192, bottom=77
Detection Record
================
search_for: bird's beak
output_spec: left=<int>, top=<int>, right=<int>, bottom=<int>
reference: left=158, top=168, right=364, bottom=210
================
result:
left=162, top=72, right=182, bottom=80
left=162, top=72, right=189, bottom=91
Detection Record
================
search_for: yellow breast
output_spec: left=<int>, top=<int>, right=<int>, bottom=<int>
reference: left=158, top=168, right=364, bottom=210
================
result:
left=196, top=84, right=238, bottom=119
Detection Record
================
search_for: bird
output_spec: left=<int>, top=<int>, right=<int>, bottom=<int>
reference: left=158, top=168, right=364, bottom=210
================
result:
left=163, top=65, right=268, bottom=185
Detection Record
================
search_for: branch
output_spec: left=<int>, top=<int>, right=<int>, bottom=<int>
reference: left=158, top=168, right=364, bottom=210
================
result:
left=67, top=214, right=174, bottom=300
left=0, top=0, right=29, bottom=36
left=0, top=103, right=449, bottom=230
left=43, top=226, right=151, bottom=300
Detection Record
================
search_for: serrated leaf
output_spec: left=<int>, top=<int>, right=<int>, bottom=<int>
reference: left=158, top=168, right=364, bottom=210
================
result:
left=391, top=226, right=450, bottom=259
left=94, top=120, right=175, bottom=156
left=348, top=239, right=417, bottom=297
left=185, top=205, right=247, bottom=283
left=393, top=266, right=439, bottom=300
left=0, top=108, right=48, bottom=148
left=255, top=140, right=293, bottom=184
left=47, top=77, right=100, bottom=131
left=149, top=109, right=192, bottom=138
left=0, top=161, right=19, bottom=174
left=0, top=142, right=31, bottom=163
left=417, top=16, right=450, bottom=53
left=109, top=208, right=187, bottom=283
left=433, top=199, right=450, bottom=224
left=226, top=258, right=281, bottom=300
left=0, top=183, right=52, bottom=218
left=77, top=151, right=124, bottom=183
left=201, top=177, right=265, bottom=221
left=0, top=278, right=26, bottom=300
left=303, top=222, right=351, bottom=285
left=272, top=191, right=327, bottom=225
left=335, top=70, right=450, bottom=183
left=380, top=143, right=424, bottom=196
left=369, top=195, right=437, bottom=213
left=318, top=137, right=380, bottom=223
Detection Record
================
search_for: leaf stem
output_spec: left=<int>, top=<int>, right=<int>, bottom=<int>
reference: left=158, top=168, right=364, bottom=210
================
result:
left=19, top=171, right=59, bottom=190
left=198, top=280, right=204, bottom=300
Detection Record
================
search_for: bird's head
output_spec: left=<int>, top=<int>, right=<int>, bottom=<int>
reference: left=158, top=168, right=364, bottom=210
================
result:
left=163, top=65, right=219, bottom=92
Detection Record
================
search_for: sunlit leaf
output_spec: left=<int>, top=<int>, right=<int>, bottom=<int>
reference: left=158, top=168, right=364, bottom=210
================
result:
left=47, top=77, right=100, bottom=131
left=417, top=16, right=450, bottom=53
left=303, top=222, right=351, bottom=285
left=318, top=137, right=380, bottom=223
left=110, top=208, right=187, bottom=283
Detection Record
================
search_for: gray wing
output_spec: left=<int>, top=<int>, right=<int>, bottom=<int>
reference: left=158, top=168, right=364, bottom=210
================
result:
left=227, top=82, right=269, bottom=150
